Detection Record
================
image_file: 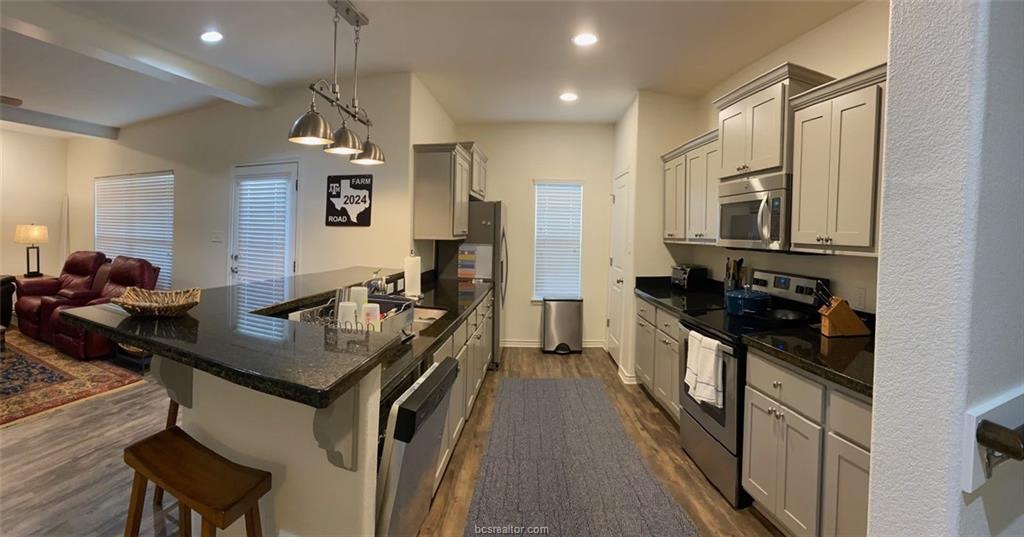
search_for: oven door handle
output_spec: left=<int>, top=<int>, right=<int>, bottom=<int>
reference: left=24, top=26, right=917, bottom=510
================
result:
left=678, top=321, right=734, bottom=355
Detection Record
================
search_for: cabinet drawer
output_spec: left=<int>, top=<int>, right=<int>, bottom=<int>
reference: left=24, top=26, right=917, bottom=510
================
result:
left=453, top=320, right=468, bottom=351
left=827, top=390, right=872, bottom=451
left=748, top=351, right=824, bottom=423
left=432, top=335, right=454, bottom=363
left=636, top=298, right=655, bottom=324
left=655, top=307, right=681, bottom=341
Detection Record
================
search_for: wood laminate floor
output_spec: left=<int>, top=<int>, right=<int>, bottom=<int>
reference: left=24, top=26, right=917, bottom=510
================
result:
left=0, top=348, right=774, bottom=537
left=421, top=347, right=776, bottom=537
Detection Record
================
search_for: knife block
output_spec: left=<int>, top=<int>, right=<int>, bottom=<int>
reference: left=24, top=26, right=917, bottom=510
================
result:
left=818, top=297, right=871, bottom=337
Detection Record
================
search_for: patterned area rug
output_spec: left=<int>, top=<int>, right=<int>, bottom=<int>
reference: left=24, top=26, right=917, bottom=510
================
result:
left=1, top=327, right=141, bottom=425
left=465, top=378, right=698, bottom=537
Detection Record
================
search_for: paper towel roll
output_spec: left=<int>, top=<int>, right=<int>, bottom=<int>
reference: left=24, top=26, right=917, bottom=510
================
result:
left=336, top=301, right=358, bottom=329
left=349, top=286, right=369, bottom=306
left=404, top=254, right=421, bottom=297
left=361, top=303, right=381, bottom=332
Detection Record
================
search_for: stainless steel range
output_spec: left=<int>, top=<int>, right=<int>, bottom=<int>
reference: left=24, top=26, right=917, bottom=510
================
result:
left=677, top=270, right=826, bottom=507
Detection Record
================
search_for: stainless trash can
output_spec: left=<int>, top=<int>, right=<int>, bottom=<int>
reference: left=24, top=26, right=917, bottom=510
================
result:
left=542, top=298, right=583, bottom=354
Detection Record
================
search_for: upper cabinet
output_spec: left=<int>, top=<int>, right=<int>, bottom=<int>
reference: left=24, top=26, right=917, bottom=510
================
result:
left=662, top=130, right=719, bottom=244
left=713, top=63, right=834, bottom=180
left=460, top=142, right=488, bottom=201
left=790, top=64, right=887, bottom=255
left=413, top=143, right=472, bottom=240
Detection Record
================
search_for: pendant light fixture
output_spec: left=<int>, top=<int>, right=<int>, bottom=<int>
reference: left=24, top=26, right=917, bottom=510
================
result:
left=288, top=1, right=382, bottom=165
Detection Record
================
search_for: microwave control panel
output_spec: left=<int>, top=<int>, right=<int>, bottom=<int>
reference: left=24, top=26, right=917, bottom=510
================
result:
left=769, top=197, right=782, bottom=241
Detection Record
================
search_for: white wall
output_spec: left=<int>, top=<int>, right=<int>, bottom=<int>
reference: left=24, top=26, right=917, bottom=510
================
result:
left=0, top=129, right=68, bottom=276
left=870, top=1, right=1024, bottom=535
left=409, top=73, right=458, bottom=270
left=456, top=122, right=614, bottom=347
left=65, top=73, right=426, bottom=289
left=698, top=0, right=891, bottom=130
left=658, top=0, right=890, bottom=312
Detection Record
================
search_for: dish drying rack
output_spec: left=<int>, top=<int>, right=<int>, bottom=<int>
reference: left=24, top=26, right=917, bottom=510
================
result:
left=296, top=294, right=415, bottom=341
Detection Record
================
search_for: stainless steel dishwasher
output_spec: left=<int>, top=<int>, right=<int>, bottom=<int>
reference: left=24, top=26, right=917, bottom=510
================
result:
left=376, top=357, right=458, bottom=537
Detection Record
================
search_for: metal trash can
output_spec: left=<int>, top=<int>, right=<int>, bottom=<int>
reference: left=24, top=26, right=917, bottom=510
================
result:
left=542, top=297, right=583, bottom=354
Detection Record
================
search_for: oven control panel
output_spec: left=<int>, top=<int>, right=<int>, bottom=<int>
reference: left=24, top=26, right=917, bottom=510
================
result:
left=750, top=270, right=827, bottom=306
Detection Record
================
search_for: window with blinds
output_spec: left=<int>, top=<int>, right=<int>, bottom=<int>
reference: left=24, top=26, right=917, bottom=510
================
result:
left=533, top=181, right=583, bottom=301
left=94, top=172, right=174, bottom=289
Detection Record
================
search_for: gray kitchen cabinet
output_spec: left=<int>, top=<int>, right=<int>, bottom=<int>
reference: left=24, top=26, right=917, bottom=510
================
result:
left=662, top=155, right=685, bottom=241
left=635, top=315, right=655, bottom=389
left=743, top=387, right=780, bottom=508
left=460, top=142, right=488, bottom=201
left=790, top=64, right=886, bottom=255
left=713, top=63, right=834, bottom=180
left=776, top=403, right=823, bottom=537
left=661, top=130, right=717, bottom=244
left=654, top=331, right=677, bottom=411
left=413, top=143, right=472, bottom=240
left=821, top=432, right=870, bottom=537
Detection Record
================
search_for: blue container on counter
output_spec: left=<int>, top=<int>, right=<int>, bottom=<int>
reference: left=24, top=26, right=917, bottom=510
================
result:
left=725, top=287, right=771, bottom=316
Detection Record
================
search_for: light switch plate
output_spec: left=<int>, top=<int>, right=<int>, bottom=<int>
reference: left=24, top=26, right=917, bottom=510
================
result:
left=210, top=231, right=225, bottom=243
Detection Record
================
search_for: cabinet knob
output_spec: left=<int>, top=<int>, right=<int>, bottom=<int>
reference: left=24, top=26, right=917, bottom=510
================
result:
left=772, top=380, right=782, bottom=388
left=776, top=410, right=784, bottom=420
left=768, top=406, right=776, bottom=415
left=736, top=165, right=743, bottom=172
left=826, top=236, right=833, bottom=243
left=616, top=278, right=624, bottom=284
left=815, top=235, right=822, bottom=242
left=667, top=233, right=674, bottom=237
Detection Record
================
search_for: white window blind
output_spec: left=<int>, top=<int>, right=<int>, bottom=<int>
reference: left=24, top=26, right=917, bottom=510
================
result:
left=533, top=182, right=583, bottom=300
left=94, top=172, right=174, bottom=289
left=232, top=175, right=293, bottom=340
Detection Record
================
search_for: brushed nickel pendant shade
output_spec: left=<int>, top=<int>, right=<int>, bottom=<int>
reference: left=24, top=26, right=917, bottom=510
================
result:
left=324, top=121, right=363, bottom=155
left=288, top=100, right=333, bottom=145
left=350, top=137, right=384, bottom=165
left=287, top=0, right=382, bottom=164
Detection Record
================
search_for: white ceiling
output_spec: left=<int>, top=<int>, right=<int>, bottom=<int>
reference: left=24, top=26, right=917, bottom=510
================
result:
left=1, top=1, right=858, bottom=126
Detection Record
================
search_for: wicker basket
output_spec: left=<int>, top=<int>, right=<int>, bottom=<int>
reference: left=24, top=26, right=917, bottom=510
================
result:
left=112, top=287, right=201, bottom=317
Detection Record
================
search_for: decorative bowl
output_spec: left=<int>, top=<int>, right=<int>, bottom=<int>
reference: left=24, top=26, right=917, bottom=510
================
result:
left=112, top=287, right=201, bottom=317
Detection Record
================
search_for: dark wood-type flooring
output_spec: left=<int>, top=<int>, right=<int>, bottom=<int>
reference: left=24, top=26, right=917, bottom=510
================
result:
left=0, top=348, right=774, bottom=536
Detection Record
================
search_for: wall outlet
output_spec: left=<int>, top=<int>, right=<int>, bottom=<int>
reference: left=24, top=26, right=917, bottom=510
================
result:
left=210, top=231, right=225, bottom=243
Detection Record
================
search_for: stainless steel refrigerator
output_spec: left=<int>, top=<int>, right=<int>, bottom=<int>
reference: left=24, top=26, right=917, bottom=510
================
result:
left=436, top=201, right=507, bottom=368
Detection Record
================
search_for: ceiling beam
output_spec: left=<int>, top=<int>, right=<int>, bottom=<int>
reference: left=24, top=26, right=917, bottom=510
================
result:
left=1, top=105, right=120, bottom=139
left=1, top=2, right=274, bottom=108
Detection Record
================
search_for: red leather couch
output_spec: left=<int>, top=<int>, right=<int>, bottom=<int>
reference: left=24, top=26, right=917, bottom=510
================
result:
left=50, top=256, right=160, bottom=360
left=14, top=251, right=108, bottom=341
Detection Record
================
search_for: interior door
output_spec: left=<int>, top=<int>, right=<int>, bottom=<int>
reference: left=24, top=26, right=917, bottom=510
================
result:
left=791, top=100, right=833, bottom=245
left=229, top=162, right=298, bottom=286
left=606, top=171, right=629, bottom=364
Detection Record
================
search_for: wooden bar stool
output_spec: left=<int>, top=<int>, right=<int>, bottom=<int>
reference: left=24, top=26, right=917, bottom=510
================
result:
left=123, top=425, right=271, bottom=537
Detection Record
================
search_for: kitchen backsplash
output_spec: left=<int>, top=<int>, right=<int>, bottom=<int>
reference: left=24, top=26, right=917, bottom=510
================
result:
left=667, top=244, right=879, bottom=312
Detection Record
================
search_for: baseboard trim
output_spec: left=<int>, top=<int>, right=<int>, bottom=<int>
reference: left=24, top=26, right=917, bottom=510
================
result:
left=502, top=339, right=606, bottom=348
left=618, top=367, right=639, bottom=385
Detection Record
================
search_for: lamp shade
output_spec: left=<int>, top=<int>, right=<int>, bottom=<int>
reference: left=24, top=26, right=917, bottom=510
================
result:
left=14, top=224, right=48, bottom=245
left=288, top=109, right=333, bottom=145
left=324, top=123, right=363, bottom=155
left=350, top=139, right=385, bottom=165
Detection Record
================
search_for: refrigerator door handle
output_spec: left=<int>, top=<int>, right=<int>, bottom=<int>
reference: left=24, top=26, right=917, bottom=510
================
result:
left=501, top=229, right=509, bottom=303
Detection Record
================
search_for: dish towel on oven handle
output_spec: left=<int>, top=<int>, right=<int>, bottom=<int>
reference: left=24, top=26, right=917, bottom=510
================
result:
left=684, top=330, right=724, bottom=408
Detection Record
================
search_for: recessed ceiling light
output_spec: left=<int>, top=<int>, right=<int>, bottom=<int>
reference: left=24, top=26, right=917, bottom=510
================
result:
left=559, top=92, right=579, bottom=102
left=572, top=32, right=598, bottom=47
left=200, top=31, right=223, bottom=43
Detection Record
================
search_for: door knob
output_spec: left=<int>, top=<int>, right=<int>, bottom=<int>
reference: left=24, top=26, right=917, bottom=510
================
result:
left=230, top=266, right=239, bottom=274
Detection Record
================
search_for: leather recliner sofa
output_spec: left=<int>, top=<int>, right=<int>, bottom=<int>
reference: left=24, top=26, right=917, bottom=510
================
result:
left=50, top=256, right=160, bottom=360
left=14, top=251, right=108, bottom=341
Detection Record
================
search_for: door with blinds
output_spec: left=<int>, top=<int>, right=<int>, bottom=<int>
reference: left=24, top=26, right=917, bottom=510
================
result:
left=229, top=163, right=298, bottom=289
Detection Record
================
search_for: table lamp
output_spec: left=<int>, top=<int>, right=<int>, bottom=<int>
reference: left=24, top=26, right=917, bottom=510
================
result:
left=14, top=224, right=48, bottom=277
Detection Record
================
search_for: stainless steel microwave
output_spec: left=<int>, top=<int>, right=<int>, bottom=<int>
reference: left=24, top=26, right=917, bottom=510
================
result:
left=718, top=172, right=790, bottom=251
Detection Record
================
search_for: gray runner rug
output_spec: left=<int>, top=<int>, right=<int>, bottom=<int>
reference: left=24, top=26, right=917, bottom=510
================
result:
left=464, top=378, right=698, bottom=537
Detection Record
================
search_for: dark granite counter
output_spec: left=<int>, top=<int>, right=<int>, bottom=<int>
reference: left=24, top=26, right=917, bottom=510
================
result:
left=60, top=266, right=492, bottom=408
left=633, top=276, right=725, bottom=316
left=743, top=327, right=874, bottom=397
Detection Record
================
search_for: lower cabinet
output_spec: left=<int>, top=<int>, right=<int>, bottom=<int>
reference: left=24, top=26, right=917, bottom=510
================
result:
left=634, top=298, right=681, bottom=421
left=635, top=316, right=655, bottom=387
left=743, top=350, right=872, bottom=537
left=821, top=432, right=870, bottom=537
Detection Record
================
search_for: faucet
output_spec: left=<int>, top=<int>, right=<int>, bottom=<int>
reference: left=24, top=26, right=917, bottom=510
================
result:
left=363, top=269, right=388, bottom=295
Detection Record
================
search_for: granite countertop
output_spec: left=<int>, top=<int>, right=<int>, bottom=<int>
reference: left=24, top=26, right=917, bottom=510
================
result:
left=60, top=266, right=491, bottom=409
left=743, top=327, right=874, bottom=397
left=633, top=276, right=725, bottom=316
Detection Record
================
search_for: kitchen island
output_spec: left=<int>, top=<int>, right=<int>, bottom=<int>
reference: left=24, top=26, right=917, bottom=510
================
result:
left=61, top=266, right=493, bottom=537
